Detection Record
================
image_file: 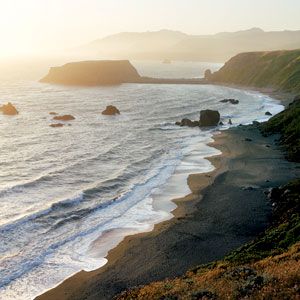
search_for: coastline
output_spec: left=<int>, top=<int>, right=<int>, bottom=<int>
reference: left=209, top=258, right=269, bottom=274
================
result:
left=36, top=129, right=229, bottom=300
left=208, top=82, right=295, bottom=107
left=36, top=91, right=299, bottom=300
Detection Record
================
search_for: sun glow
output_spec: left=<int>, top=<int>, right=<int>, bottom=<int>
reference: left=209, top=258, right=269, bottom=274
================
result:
left=0, top=0, right=300, bottom=59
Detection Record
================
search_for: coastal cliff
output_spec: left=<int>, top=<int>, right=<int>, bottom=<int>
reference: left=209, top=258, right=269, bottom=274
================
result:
left=210, top=49, right=300, bottom=93
left=40, top=60, right=141, bottom=85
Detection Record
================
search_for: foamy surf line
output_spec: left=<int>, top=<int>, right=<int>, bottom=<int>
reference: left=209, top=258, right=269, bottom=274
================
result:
left=0, top=93, right=284, bottom=300
left=32, top=131, right=222, bottom=300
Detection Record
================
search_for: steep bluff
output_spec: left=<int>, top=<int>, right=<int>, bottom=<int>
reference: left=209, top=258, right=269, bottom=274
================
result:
left=210, top=49, right=300, bottom=93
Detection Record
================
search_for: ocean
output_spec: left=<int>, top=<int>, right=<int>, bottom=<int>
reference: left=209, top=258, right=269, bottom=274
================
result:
left=0, top=60, right=284, bottom=299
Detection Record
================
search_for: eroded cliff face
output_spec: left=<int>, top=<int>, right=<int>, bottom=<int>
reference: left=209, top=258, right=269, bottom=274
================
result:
left=210, top=49, right=300, bottom=93
left=40, top=60, right=141, bottom=85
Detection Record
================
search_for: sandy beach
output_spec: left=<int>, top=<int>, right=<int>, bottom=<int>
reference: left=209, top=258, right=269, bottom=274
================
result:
left=36, top=116, right=300, bottom=300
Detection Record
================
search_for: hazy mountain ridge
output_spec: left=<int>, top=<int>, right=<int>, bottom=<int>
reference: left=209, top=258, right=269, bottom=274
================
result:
left=80, top=28, right=300, bottom=62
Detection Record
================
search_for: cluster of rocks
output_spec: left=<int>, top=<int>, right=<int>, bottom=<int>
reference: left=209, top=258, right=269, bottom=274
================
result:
left=0, top=102, right=19, bottom=115
left=220, top=98, right=239, bottom=105
left=176, top=118, right=199, bottom=127
left=1, top=100, right=272, bottom=131
left=176, top=109, right=221, bottom=128
left=49, top=105, right=121, bottom=128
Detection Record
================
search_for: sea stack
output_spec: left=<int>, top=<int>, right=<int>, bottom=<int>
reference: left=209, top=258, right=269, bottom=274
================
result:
left=53, top=115, right=75, bottom=121
left=199, top=110, right=220, bottom=126
left=0, top=102, right=19, bottom=115
left=204, top=69, right=212, bottom=81
left=40, top=60, right=141, bottom=86
left=102, top=105, right=120, bottom=115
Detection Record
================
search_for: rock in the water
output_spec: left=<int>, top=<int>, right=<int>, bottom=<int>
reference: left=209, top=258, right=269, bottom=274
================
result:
left=49, top=112, right=58, bottom=115
left=245, top=138, right=253, bottom=142
left=204, top=69, right=212, bottom=80
left=40, top=60, right=141, bottom=86
left=228, top=119, right=233, bottom=125
left=102, top=105, right=120, bottom=115
left=219, top=121, right=224, bottom=125
left=0, top=102, right=19, bottom=115
left=53, top=114, right=75, bottom=121
left=220, top=98, right=239, bottom=105
left=175, top=118, right=199, bottom=127
left=252, top=121, right=260, bottom=126
left=265, top=111, right=272, bottom=116
left=199, top=110, right=220, bottom=127
left=50, top=123, right=64, bottom=127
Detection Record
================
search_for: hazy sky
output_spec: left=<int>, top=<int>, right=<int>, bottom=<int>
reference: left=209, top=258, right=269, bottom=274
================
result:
left=1, top=0, right=300, bottom=57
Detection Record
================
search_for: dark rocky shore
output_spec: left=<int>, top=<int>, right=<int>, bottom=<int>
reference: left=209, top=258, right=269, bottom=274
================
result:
left=37, top=120, right=299, bottom=300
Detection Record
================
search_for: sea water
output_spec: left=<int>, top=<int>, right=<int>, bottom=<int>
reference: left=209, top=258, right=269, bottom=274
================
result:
left=0, top=60, right=283, bottom=299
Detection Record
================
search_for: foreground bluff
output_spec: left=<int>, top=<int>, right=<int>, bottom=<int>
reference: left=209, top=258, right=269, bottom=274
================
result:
left=40, top=60, right=142, bottom=86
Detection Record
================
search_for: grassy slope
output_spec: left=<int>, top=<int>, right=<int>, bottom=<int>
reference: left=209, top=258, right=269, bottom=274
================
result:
left=116, top=97, right=300, bottom=300
left=210, top=50, right=300, bottom=93
left=261, top=96, right=300, bottom=162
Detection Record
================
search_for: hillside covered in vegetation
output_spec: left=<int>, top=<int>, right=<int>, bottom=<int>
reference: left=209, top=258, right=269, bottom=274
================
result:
left=261, top=96, right=300, bottom=162
left=116, top=97, right=300, bottom=300
left=210, top=50, right=300, bottom=93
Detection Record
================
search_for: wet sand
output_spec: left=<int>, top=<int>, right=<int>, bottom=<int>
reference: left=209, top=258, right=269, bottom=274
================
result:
left=36, top=124, right=299, bottom=300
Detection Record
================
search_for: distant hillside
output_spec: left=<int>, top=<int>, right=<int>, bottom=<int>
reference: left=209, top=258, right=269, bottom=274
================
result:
left=79, top=28, right=300, bottom=62
left=40, top=60, right=141, bottom=85
left=87, top=29, right=188, bottom=55
left=210, top=49, right=300, bottom=93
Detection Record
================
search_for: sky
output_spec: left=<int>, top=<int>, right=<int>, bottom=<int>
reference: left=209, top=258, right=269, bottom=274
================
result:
left=0, top=0, right=300, bottom=57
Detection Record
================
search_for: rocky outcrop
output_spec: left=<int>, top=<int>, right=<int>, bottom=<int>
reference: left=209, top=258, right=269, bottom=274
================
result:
left=40, top=60, right=141, bottom=86
left=175, top=119, right=199, bottom=127
left=0, top=102, right=19, bottom=115
left=175, top=110, right=220, bottom=128
left=265, top=111, right=272, bottom=116
left=199, top=110, right=220, bottom=126
left=53, top=115, right=75, bottom=121
left=220, top=98, right=239, bottom=105
left=102, top=105, right=120, bottom=115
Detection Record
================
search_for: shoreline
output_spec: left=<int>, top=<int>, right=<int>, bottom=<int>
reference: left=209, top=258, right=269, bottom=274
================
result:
left=36, top=90, right=291, bottom=300
left=36, top=129, right=229, bottom=300
left=34, top=129, right=227, bottom=300
left=208, top=82, right=295, bottom=107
